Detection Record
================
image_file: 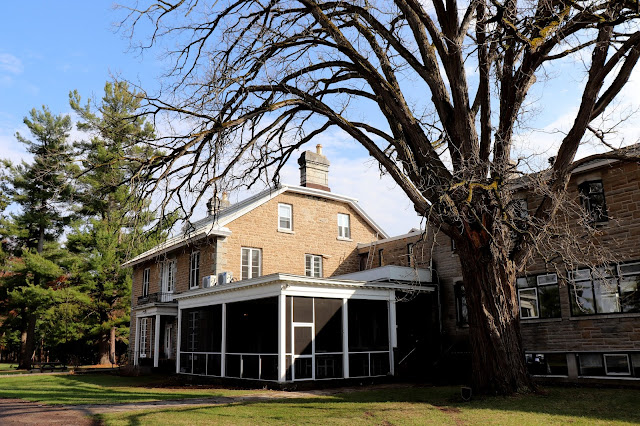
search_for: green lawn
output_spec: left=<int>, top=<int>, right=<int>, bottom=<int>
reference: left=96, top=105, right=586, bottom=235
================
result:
left=0, top=374, right=263, bottom=405
left=99, top=386, right=640, bottom=425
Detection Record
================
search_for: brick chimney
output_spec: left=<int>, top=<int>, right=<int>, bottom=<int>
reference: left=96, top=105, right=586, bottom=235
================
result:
left=298, top=144, right=330, bottom=192
left=206, top=191, right=232, bottom=216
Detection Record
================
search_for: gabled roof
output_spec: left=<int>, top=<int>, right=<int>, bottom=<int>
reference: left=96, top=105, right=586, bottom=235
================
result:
left=123, top=184, right=388, bottom=267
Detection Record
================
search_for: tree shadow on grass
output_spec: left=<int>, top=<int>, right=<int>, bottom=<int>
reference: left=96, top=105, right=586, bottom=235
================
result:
left=0, top=374, right=252, bottom=405
left=95, top=386, right=640, bottom=425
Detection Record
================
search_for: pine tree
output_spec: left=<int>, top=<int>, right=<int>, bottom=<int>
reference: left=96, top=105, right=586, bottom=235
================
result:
left=0, top=107, right=75, bottom=369
left=68, top=81, right=166, bottom=365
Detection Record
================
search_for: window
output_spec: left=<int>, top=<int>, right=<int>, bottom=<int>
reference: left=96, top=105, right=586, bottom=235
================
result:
left=161, top=260, right=176, bottom=293
left=525, top=353, right=568, bottom=376
left=278, top=203, right=293, bottom=231
left=139, top=318, right=148, bottom=357
left=517, top=274, right=561, bottom=319
left=241, top=247, right=261, bottom=280
left=407, top=243, right=414, bottom=267
left=577, top=353, right=640, bottom=377
left=337, top=213, right=351, bottom=239
left=378, top=248, right=384, bottom=267
left=569, top=264, right=640, bottom=316
left=578, top=180, right=608, bottom=223
left=142, top=268, right=150, bottom=297
left=454, top=282, right=468, bottom=326
left=305, top=254, right=322, bottom=277
left=189, top=251, right=200, bottom=289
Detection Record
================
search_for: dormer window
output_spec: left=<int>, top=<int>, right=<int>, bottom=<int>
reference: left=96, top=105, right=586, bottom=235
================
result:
left=278, top=203, right=293, bottom=231
left=578, top=180, right=608, bottom=223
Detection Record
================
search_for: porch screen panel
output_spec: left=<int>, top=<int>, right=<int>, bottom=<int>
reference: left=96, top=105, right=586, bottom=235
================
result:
left=347, top=299, right=389, bottom=351
left=314, top=298, right=342, bottom=353
left=226, top=297, right=278, bottom=353
left=180, top=305, right=222, bottom=352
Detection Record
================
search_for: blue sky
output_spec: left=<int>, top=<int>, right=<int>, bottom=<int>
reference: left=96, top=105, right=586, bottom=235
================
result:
left=1, top=2, right=639, bottom=237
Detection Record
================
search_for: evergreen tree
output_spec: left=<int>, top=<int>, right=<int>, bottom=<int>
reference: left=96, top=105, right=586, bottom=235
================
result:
left=0, top=107, right=75, bottom=369
left=68, top=81, right=166, bottom=364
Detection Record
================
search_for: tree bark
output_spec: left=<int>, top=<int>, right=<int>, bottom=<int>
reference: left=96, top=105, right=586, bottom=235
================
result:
left=110, top=327, right=116, bottom=365
left=97, top=331, right=111, bottom=365
left=457, top=239, right=535, bottom=394
left=18, top=313, right=36, bottom=370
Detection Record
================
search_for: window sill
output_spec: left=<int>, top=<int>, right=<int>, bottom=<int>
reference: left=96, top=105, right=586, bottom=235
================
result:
left=336, top=236, right=353, bottom=242
left=569, top=312, right=640, bottom=321
left=521, top=317, right=563, bottom=324
left=278, top=228, right=295, bottom=234
left=189, top=286, right=200, bottom=291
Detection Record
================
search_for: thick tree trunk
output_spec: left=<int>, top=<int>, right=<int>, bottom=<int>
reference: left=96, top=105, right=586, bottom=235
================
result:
left=110, top=327, right=116, bottom=364
left=457, top=241, right=535, bottom=395
left=97, top=331, right=111, bottom=365
left=18, top=314, right=37, bottom=370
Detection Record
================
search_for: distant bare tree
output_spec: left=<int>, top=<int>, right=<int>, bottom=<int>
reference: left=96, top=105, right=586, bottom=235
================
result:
left=119, top=0, right=640, bottom=394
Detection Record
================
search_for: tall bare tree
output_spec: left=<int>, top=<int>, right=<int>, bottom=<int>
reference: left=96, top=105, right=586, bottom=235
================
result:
left=119, top=0, right=640, bottom=393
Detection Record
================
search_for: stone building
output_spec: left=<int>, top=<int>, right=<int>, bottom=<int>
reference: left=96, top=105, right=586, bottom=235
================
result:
left=127, top=144, right=639, bottom=384
left=125, top=145, right=437, bottom=382
left=363, top=150, right=640, bottom=383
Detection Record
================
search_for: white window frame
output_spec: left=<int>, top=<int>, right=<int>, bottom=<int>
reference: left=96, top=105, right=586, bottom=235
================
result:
left=142, top=268, right=150, bottom=297
left=337, top=213, right=351, bottom=239
left=241, top=247, right=262, bottom=280
left=603, top=353, right=631, bottom=376
left=518, top=287, right=539, bottom=319
left=140, top=318, right=148, bottom=357
left=189, top=251, right=200, bottom=290
left=161, top=259, right=176, bottom=293
left=278, top=203, right=293, bottom=231
left=305, top=254, right=323, bottom=277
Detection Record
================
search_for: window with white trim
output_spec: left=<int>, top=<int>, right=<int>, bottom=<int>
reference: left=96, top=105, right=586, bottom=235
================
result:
left=278, top=203, right=293, bottom=231
left=569, top=264, right=640, bottom=316
left=161, top=260, right=176, bottom=293
left=241, top=247, right=262, bottom=280
left=517, top=273, right=561, bottom=319
left=577, top=352, right=640, bottom=377
left=189, top=251, right=200, bottom=289
left=305, top=254, right=322, bottom=277
left=142, top=268, right=150, bottom=297
left=140, top=318, right=148, bottom=357
left=337, top=213, right=350, bottom=239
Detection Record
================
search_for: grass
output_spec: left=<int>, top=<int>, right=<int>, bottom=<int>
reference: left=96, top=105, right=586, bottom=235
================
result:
left=98, top=385, right=640, bottom=425
left=0, top=374, right=264, bottom=405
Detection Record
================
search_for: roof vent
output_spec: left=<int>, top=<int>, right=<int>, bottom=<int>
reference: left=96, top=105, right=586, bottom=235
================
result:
left=298, top=144, right=330, bottom=192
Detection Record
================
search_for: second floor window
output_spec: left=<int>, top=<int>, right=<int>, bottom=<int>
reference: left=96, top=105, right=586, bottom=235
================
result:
left=569, top=263, right=640, bottom=316
left=517, top=273, right=561, bottom=319
left=305, top=254, right=323, bottom=277
left=578, top=180, right=608, bottom=223
left=278, top=203, right=293, bottom=231
left=241, top=247, right=262, bottom=280
left=189, top=251, right=200, bottom=289
left=142, top=268, right=150, bottom=297
left=378, top=248, right=384, bottom=267
left=161, top=260, right=176, bottom=293
left=338, top=213, right=351, bottom=239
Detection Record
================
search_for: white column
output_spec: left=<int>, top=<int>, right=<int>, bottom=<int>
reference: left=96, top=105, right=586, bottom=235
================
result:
left=342, top=298, right=349, bottom=378
left=221, top=303, right=227, bottom=377
left=176, top=309, right=182, bottom=373
left=133, top=316, right=140, bottom=366
left=278, top=293, right=287, bottom=382
left=154, top=314, right=161, bottom=368
left=388, top=293, right=397, bottom=376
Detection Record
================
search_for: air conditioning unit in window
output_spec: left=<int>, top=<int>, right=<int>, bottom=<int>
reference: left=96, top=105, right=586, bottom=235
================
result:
left=202, top=275, right=217, bottom=288
left=217, top=271, right=232, bottom=284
